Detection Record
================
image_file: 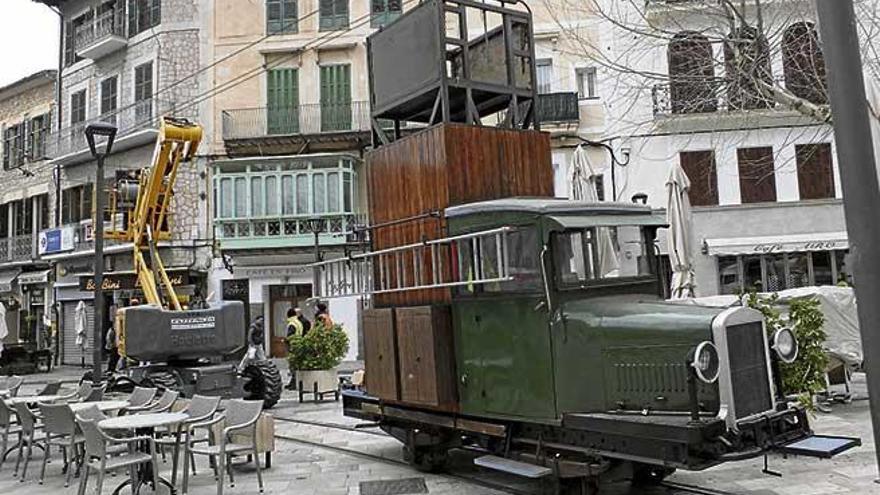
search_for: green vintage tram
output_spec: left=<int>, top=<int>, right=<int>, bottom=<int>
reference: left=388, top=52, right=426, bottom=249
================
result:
left=329, top=198, right=859, bottom=490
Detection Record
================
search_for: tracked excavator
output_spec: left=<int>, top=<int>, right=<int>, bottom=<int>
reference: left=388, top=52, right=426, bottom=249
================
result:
left=92, top=117, right=281, bottom=408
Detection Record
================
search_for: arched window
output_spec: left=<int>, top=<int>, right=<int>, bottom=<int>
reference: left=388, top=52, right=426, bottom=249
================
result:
left=782, top=22, right=828, bottom=105
left=724, top=26, right=773, bottom=110
left=668, top=32, right=718, bottom=114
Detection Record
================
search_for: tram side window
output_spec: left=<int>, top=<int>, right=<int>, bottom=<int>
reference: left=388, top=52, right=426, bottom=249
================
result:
left=456, top=227, right=542, bottom=294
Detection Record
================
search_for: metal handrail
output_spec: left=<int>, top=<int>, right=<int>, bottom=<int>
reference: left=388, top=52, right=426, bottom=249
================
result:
left=221, top=101, right=372, bottom=140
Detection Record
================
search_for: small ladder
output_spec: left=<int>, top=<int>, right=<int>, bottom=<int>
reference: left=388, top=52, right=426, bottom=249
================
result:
left=314, top=226, right=516, bottom=299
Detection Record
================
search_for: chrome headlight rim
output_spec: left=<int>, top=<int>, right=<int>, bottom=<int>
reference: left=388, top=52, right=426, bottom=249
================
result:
left=691, top=341, right=720, bottom=384
left=772, top=327, right=799, bottom=364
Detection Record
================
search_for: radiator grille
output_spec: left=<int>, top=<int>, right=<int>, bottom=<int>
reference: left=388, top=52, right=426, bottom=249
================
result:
left=726, top=322, right=773, bottom=419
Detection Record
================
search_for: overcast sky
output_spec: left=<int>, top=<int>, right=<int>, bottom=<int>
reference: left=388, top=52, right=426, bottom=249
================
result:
left=0, top=0, right=59, bottom=87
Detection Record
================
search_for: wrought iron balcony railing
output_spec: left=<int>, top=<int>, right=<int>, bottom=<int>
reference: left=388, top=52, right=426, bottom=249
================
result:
left=215, top=212, right=368, bottom=248
left=536, top=92, right=580, bottom=123
left=45, top=99, right=193, bottom=159
left=221, top=101, right=372, bottom=141
left=652, top=77, right=787, bottom=116
left=0, top=235, right=36, bottom=263
left=74, top=9, right=127, bottom=53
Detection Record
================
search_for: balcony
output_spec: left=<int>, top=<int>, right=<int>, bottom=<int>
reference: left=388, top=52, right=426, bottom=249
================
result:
left=215, top=213, right=366, bottom=250
left=536, top=92, right=580, bottom=124
left=0, top=235, right=35, bottom=264
left=651, top=77, right=797, bottom=117
left=221, top=101, right=372, bottom=156
left=74, top=9, right=127, bottom=60
left=46, top=99, right=194, bottom=166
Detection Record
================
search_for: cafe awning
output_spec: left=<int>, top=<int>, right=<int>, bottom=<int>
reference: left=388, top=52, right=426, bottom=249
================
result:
left=17, top=269, right=51, bottom=285
left=0, top=269, right=21, bottom=293
left=704, top=231, right=848, bottom=256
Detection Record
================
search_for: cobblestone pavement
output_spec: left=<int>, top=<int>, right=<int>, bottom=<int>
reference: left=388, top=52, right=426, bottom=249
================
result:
left=0, top=371, right=877, bottom=494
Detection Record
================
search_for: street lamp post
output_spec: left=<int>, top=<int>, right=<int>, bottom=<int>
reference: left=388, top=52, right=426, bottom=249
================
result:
left=306, top=218, right=325, bottom=297
left=84, top=122, right=117, bottom=386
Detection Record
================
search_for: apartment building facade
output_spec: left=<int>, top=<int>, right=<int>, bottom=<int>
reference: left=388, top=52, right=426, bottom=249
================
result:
left=206, top=0, right=411, bottom=360
left=35, top=0, right=210, bottom=365
left=591, top=0, right=848, bottom=297
left=0, top=70, right=56, bottom=349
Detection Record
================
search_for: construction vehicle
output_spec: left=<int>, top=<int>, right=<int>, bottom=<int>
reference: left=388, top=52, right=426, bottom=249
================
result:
left=102, top=117, right=282, bottom=408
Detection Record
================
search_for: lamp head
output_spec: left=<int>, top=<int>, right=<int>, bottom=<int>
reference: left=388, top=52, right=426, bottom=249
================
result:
left=85, top=122, right=118, bottom=157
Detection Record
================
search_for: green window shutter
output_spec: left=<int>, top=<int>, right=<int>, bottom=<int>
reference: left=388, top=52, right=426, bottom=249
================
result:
left=320, top=65, right=351, bottom=131
left=267, top=68, right=299, bottom=135
left=320, top=0, right=348, bottom=31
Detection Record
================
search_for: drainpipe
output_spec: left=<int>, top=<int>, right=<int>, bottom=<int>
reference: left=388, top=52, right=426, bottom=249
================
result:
left=50, top=5, right=64, bottom=367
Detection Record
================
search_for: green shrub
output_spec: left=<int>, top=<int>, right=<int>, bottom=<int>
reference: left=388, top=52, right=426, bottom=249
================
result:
left=745, top=291, right=828, bottom=409
left=287, top=323, right=350, bottom=371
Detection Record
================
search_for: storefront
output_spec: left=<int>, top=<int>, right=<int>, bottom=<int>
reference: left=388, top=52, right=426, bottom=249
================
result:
left=17, top=269, right=51, bottom=348
left=0, top=269, right=21, bottom=344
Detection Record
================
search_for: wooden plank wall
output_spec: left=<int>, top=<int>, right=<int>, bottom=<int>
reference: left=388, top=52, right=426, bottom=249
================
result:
left=366, top=123, right=552, bottom=308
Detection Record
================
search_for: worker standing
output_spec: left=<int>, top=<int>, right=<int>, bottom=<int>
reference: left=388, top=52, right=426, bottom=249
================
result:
left=285, top=308, right=306, bottom=390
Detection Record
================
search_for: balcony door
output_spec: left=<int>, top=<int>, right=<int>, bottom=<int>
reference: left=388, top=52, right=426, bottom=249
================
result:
left=320, top=64, right=351, bottom=132
left=267, top=68, right=299, bottom=135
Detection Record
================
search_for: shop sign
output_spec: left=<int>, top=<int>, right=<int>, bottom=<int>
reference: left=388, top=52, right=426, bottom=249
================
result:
left=79, top=271, right=190, bottom=291
left=753, top=239, right=843, bottom=254
left=38, top=226, right=75, bottom=255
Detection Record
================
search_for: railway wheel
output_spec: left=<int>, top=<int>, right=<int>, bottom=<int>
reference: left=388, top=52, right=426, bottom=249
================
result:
left=243, top=359, right=283, bottom=409
left=630, top=462, right=675, bottom=485
left=404, top=444, right=449, bottom=473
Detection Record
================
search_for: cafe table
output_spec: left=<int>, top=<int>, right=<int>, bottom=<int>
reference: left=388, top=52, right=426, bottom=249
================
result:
left=4, top=394, right=66, bottom=405
left=98, top=412, right=188, bottom=494
left=69, top=400, right=130, bottom=414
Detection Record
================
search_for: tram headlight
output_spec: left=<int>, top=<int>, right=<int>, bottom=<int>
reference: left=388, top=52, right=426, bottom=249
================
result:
left=772, top=328, right=799, bottom=364
left=690, top=341, right=720, bottom=384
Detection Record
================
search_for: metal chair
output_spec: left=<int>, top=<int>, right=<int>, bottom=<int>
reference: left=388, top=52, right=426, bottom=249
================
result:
left=119, top=387, right=157, bottom=414
left=37, top=403, right=84, bottom=486
left=127, top=389, right=179, bottom=414
left=0, top=399, right=22, bottom=471
left=12, top=402, right=44, bottom=481
left=182, top=399, right=265, bottom=495
left=57, top=382, right=93, bottom=403
left=75, top=407, right=159, bottom=495
left=6, top=376, right=24, bottom=397
left=157, top=394, right=221, bottom=484
left=83, top=384, right=106, bottom=402
left=36, top=380, right=62, bottom=397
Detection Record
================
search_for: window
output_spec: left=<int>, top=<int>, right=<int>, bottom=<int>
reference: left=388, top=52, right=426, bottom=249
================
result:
left=319, top=0, right=349, bottom=31
left=536, top=59, right=553, bottom=95
left=320, top=65, right=352, bottom=131
left=576, top=67, right=597, bottom=99
left=128, top=0, right=161, bottom=37
left=718, top=256, right=740, bottom=295
left=371, top=0, right=401, bottom=28
left=12, top=199, right=34, bottom=236
left=64, top=20, right=84, bottom=67
left=796, top=143, right=835, bottom=200
left=679, top=150, right=718, bottom=206
left=135, top=62, right=154, bottom=124
left=668, top=32, right=717, bottom=114
left=720, top=250, right=850, bottom=293
left=553, top=226, right=651, bottom=288
left=62, top=184, right=93, bottom=225
left=724, top=26, right=773, bottom=110
left=267, top=0, right=298, bottom=34
left=267, top=68, right=299, bottom=135
left=28, top=114, right=50, bottom=160
left=3, top=122, right=26, bottom=169
left=0, top=203, right=7, bottom=238
left=737, top=147, right=776, bottom=203
left=35, top=194, right=49, bottom=231
left=100, top=76, right=118, bottom=125
left=782, top=22, right=828, bottom=105
left=71, top=90, right=87, bottom=128
left=812, top=251, right=833, bottom=286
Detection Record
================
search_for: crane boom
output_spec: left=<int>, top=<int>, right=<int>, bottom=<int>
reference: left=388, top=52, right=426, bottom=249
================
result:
left=107, top=117, right=202, bottom=310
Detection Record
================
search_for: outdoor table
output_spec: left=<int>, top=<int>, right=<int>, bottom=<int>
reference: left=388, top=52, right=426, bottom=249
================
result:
left=99, top=412, right=187, bottom=495
left=69, top=400, right=129, bottom=414
left=4, top=394, right=66, bottom=405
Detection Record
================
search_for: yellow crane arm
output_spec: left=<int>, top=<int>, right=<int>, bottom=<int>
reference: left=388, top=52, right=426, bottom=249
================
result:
left=125, top=117, right=203, bottom=309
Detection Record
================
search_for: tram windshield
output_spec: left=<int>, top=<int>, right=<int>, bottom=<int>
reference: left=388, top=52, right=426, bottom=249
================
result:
left=552, top=225, right=655, bottom=288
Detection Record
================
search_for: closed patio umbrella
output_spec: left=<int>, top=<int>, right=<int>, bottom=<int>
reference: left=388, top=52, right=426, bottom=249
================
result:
left=666, top=162, right=696, bottom=299
left=0, top=302, right=7, bottom=355
left=570, top=145, right=619, bottom=277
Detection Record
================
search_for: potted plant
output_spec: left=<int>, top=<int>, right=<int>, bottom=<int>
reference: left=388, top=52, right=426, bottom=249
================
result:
left=287, top=322, right=349, bottom=402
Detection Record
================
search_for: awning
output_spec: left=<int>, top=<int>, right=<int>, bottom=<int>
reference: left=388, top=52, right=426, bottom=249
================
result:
left=0, top=269, right=21, bottom=293
left=17, top=269, right=50, bottom=285
left=705, top=231, right=848, bottom=256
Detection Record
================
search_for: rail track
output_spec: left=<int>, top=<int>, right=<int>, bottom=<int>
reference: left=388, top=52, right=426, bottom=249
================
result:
left=271, top=415, right=744, bottom=495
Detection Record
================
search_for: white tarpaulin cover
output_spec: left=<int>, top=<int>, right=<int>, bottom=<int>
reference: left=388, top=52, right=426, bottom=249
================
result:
left=666, top=162, right=696, bottom=299
left=669, top=286, right=862, bottom=366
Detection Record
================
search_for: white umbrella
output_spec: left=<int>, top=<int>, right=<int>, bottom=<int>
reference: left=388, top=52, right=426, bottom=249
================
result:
left=666, top=162, right=696, bottom=299
left=570, top=145, right=619, bottom=277
left=0, top=302, right=7, bottom=356
left=75, top=300, right=87, bottom=350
